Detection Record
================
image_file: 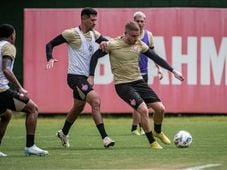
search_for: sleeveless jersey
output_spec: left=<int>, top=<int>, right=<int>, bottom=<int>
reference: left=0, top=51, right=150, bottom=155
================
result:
left=139, top=30, right=149, bottom=75
left=67, top=27, right=95, bottom=76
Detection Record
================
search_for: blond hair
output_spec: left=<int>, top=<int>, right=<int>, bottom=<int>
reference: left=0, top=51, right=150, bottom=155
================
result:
left=133, top=11, right=146, bottom=19
left=125, top=21, right=140, bottom=32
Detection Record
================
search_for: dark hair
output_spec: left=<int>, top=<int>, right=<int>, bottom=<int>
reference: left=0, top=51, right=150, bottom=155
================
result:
left=81, top=7, right=97, bottom=17
left=0, top=24, right=15, bottom=38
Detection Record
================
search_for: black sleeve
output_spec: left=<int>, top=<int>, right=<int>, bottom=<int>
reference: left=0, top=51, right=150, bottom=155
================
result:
left=142, top=49, right=173, bottom=72
left=46, top=34, right=67, bottom=61
left=89, top=49, right=107, bottom=76
left=95, top=35, right=109, bottom=44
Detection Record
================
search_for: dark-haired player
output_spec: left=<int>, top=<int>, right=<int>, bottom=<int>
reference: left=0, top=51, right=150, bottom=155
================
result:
left=46, top=7, right=115, bottom=148
left=0, top=24, right=48, bottom=156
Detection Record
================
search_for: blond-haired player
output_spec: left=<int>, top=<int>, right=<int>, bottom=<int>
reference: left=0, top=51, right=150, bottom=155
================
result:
left=89, top=21, right=184, bottom=149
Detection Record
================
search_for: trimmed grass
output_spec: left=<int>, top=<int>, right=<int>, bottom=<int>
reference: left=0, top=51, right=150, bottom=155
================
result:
left=0, top=115, right=227, bottom=169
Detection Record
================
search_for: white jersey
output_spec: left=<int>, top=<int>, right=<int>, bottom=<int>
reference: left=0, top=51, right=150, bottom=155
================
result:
left=0, top=40, right=14, bottom=92
left=67, top=27, right=95, bottom=76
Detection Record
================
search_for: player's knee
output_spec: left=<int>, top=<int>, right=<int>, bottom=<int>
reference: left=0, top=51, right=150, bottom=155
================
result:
left=137, top=105, right=149, bottom=117
left=157, top=105, right=165, bottom=115
left=89, top=95, right=101, bottom=108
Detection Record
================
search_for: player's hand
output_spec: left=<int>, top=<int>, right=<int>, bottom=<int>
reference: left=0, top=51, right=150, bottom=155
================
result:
left=99, top=41, right=108, bottom=52
left=46, top=59, right=58, bottom=69
left=87, top=76, right=94, bottom=87
left=172, top=69, right=184, bottom=81
left=158, top=69, right=163, bottom=80
left=18, top=87, right=29, bottom=99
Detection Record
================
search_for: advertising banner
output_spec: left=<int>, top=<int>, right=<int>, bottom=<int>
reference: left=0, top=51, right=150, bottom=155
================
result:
left=24, top=8, right=227, bottom=113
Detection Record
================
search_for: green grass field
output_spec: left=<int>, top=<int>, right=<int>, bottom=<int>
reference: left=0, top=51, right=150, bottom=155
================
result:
left=0, top=115, right=227, bottom=170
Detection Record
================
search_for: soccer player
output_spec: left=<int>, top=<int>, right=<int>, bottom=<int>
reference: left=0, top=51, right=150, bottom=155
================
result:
left=0, top=24, right=48, bottom=156
left=88, top=21, right=184, bottom=149
left=131, top=11, right=163, bottom=136
left=45, top=7, right=115, bottom=148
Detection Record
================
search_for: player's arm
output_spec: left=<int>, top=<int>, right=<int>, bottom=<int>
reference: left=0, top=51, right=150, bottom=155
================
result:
left=149, top=47, right=163, bottom=80
left=143, top=49, right=184, bottom=81
left=95, top=35, right=108, bottom=44
left=89, top=49, right=107, bottom=76
left=88, top=49, right=107, bottom=86
left=45, top=34, right=66, bottom=69
left=46, top=34, right=66, bottom=61
left=2, top=56, right=28, bottom=96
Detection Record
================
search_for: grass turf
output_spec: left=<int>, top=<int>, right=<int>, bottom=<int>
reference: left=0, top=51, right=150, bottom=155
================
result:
left=0, top=115, right=226, bottom=170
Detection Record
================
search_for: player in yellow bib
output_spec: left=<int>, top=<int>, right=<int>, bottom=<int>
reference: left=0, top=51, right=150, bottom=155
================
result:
left=46, top=8, right=115, bottom=148
left=89, top=21, right=184, bottom=149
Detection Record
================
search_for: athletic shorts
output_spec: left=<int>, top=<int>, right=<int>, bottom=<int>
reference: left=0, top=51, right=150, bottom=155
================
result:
left=142, top=74, right=148, bottom=83
left=115, top=79, right=161, bottom=110
left=67, top=74, right=93, bottom=101
left=0, top=89, right=29, bottom=114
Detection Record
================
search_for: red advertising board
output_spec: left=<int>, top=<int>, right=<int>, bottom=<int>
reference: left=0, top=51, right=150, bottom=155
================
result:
left=24, top=8, right=227, bottom=113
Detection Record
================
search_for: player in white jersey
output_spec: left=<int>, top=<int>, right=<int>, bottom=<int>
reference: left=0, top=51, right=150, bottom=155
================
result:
left=46, top=7, right=115, bottom=148
left=0, top=24, right=48, bottom=156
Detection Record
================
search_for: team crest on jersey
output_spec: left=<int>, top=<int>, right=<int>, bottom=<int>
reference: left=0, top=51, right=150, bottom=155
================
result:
left=130, top=45, right=140, bottom=53
left=88, top=45, right=94, bottom=53
left=130, top=99, right=136, bottom=106
left=81, top=84, right=88, bottom=91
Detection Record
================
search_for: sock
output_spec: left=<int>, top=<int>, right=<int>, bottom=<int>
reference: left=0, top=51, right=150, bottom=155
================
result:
left=96, top=123, right=108, bottom=139
left=26, top=135, right=34, bottom=147
left=145, top=131, right=156, bottom=144
left=154, top=123, right=162, bottom=133
left=131, top=125, right=137, bottom=132
left=62, top=120, right=73, bottom=135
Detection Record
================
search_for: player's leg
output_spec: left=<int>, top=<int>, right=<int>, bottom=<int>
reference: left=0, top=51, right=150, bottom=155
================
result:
left=131, top=110, right=141, bottom=135
left=22, top=99, right=49, bottom=156
left=57, top=99, right=85, bottom=148
left=136, top=102, right=161, bottom=149
left=86, top=90, right=115, bottom=148
left=148, top=102, right=171, bottom=144
left=0, top=110, right=12, bottom=144
left=0, top=110, right=12, bottom=157
left=115, top=81, right=162, bottom=149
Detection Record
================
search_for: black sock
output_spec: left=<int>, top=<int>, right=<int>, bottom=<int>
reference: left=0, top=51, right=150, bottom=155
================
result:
left=26, top=135, right=34, bottom=147
left=62, top=120, right=73, bottom=135
left=131, top=125, right=137, bottom=132
left=154, top=123, right=162, bottom=133
left=145, top=131, right=156, bottom=144
left=96, top=123, right=108, bottom=139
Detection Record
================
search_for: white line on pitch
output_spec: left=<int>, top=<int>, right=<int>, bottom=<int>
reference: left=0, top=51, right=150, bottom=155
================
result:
left=182, top=163, right=222, bottom=170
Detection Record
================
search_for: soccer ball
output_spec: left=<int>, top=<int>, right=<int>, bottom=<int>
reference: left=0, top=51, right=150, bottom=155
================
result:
left=173, top=130, right=192, bottom=148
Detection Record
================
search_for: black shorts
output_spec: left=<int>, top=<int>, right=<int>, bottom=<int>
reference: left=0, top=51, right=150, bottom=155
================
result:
left=115, top=79, right=161, bottom=110
left=142, top=74, right=148, bottom=83
left=67, top=74, right=93, bottom=101
left=0, top=89, right=29, bottom=114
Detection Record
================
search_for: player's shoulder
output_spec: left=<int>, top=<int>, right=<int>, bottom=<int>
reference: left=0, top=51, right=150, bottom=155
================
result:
left=91, top=29, right=101, bottom=40
left=1, top=42, right=16, bottom=58
left=62, top=27, right=80, bottom=41
left=144, top=29, right=153, bottom=37
left=62, top=28, right=76, bottom=36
